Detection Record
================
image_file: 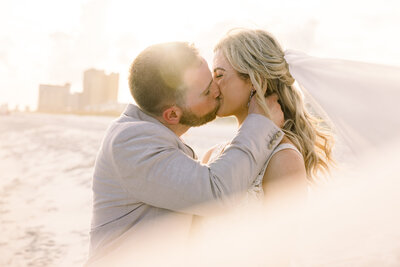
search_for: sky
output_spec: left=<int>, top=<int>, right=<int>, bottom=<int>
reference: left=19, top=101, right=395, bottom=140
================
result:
left=0, top=0, right=399, bottom=110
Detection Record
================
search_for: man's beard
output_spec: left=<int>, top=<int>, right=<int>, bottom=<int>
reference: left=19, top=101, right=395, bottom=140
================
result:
left=179, top=102, right=220, bottom=127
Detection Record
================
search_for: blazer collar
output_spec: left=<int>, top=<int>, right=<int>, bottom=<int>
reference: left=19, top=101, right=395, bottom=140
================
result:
left=123, top=103, right=163, bottom=126
left=122, top=103, right=197, bottom=159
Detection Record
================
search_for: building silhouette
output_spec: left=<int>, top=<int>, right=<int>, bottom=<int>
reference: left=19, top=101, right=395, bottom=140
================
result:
left=83, top=69, right=119, bottom=110
left=37, top=83, right=71, bottom=112
left=37, top=69, right=125, bottom=115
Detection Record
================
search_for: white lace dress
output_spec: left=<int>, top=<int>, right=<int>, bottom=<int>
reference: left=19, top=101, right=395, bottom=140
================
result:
left=208, top=142, right=303, bottom=202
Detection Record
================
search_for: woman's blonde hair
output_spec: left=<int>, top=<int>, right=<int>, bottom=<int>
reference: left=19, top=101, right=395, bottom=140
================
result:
left=214, top=28, right=334, bottom=180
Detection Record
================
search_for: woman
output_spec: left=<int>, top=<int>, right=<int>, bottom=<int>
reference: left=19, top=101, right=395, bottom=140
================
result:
left=196, top=29, right=400, bottom=266
left=202, top=29, right=334, bottom=206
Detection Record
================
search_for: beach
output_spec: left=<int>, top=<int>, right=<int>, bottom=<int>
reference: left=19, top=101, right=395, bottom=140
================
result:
left=1, top=112, right=400, bottom=266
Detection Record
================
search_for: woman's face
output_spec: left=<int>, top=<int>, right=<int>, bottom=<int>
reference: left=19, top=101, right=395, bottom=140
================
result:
left=213, top=50, right=252, bottom=118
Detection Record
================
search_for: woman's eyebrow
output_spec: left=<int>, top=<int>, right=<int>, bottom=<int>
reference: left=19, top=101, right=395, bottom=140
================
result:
left=213, top=67, right=226, bottom=72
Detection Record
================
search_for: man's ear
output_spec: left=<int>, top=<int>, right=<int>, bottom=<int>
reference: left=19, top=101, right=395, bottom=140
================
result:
left=162, top=106, right=182, bottom=125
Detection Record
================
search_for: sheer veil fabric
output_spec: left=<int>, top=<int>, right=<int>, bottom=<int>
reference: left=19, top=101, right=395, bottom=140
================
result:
left=284, top=50, right=400, bottom=163
left=185, top=51, right=400, bottom=266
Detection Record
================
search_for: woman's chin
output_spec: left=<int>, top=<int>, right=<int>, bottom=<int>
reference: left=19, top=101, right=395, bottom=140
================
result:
left=216, top=109, right=228, bottom=117
left=217, top=105, right=236, bottom=118
left=216, top=102, right=230, bottom=117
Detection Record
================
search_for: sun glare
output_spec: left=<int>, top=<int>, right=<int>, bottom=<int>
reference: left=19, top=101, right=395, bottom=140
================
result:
left=0, top=0, right=399, bottom=109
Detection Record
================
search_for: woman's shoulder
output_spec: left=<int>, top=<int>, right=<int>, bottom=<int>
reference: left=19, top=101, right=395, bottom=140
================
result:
left=262, top=139, right=309, bottom=207
left=272, top=137, right=303, bottom=158
left=265, top=138, right=306, bottom=180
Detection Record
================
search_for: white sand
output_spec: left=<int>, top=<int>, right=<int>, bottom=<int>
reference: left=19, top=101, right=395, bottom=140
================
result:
left=1, top=112, right=400, bottom=266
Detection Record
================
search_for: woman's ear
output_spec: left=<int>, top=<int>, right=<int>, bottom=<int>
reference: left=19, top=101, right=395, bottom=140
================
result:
left=162, top=106, right=182, bottom=125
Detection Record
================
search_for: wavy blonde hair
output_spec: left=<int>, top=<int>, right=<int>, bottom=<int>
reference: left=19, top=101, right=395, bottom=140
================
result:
left=214, top=29, right=334, bottom=180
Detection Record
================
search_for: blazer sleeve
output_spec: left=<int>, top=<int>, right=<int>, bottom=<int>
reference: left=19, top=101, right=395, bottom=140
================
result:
left=111, top=114, right=283, bottom=216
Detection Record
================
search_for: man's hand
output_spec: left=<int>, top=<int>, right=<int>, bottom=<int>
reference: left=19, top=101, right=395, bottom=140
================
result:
left=248, top=93, right=284, bottom=128
left=265, top=94, right=284, bottom=128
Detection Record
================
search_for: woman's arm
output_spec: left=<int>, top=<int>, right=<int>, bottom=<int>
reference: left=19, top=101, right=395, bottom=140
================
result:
left=262, top=145, right=308, bottom=210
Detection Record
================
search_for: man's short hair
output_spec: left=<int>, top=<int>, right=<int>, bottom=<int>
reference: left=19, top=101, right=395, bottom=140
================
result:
left=129, top=42, right=201, bottom=116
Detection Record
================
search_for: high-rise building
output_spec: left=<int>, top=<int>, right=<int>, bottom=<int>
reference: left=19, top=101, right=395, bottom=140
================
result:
left=37, top=69, right=120, bottom=114
left=37, top=83, right=71, bottom=112
left=82, top=69, right=119, bottom=110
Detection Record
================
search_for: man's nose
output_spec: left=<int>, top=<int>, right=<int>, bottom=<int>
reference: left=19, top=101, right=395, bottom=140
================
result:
left=211, top=82, right=220, bottom=99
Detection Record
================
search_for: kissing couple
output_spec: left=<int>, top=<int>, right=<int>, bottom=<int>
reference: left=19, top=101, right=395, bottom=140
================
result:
left=86, top=28, right=400, bottom=266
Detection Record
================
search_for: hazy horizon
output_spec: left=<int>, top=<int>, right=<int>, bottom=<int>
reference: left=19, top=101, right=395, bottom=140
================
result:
left=1, top=0, right=400, bottom=109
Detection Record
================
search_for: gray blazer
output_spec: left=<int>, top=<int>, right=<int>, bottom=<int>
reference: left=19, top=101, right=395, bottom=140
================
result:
left=88, top=104, right=283, bottom=263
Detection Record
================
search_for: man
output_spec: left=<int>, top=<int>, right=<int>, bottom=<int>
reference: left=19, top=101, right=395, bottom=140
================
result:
left=87, top=42, right=283, bottom=265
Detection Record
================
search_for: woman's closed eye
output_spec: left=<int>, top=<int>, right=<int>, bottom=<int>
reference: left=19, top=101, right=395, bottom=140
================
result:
left=213, top=67, right=225, bottom=79
left=214, top=72, right=223, bottom=79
